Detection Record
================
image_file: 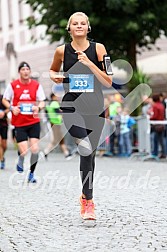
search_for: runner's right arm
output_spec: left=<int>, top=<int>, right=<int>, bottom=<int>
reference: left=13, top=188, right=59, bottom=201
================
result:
left=2, top=84, right=20, bottom=115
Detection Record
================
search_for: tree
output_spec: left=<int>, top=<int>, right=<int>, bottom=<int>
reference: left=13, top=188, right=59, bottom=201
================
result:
left=23, top=0, right=167, bottom=72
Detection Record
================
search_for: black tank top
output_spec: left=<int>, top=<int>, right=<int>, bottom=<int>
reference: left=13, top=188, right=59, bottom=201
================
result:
left=63, top=41, right=102, bottom=72
left=62, top=41, right=104, bottom=115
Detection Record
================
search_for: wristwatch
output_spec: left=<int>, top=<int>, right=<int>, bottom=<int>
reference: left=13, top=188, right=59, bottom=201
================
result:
left=9, top=106, right=13, bottom=111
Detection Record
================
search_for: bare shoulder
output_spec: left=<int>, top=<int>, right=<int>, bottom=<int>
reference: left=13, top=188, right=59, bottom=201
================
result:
left=56, top=44, right=65, bottom=54
left=96, top=42, right=106, bottom=51
left=50, top=44, right=65, bottom=70
left=55, top=45, right=65, bottom=60
left=96, top=43, right=107, bottom=61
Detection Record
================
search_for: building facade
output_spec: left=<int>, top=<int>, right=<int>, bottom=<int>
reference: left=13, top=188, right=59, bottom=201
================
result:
left=137, top=36, right=167, bottom=94
left=0, top=0, right=59, bottom=97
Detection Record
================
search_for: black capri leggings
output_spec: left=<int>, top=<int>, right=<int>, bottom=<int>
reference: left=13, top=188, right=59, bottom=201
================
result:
left=63, top=111, right=104, bottom=200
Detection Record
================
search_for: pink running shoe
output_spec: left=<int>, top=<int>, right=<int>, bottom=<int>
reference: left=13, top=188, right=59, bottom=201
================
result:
left=84, top=200, right=96, bottom=220
left=79, top=196, right=87, bottom=219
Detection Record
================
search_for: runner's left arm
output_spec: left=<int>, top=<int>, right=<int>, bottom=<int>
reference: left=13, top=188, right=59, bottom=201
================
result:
left=35, top=84, right=46, bottom=112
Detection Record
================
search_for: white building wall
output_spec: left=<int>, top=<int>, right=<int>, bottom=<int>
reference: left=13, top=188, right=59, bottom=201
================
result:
left=0, top=0, right=58, bottom=97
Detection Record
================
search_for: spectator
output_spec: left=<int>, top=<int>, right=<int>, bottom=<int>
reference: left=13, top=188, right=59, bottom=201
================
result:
left=98, top=97, right=110, bottom=157
left=107, top=93, right=122, bottom=155
left=119, top=107, right=136, bottom=157
left=44, top=93, right=73, bottom=160
left=150, top=94, right=166, bottom=159
left=141, top=95, right=153, bottom=117
left=0, top=94, right=9, bottom=169
left=112, top=105, right=122, bottom=155
left=159, top=92, right=167, bottom=156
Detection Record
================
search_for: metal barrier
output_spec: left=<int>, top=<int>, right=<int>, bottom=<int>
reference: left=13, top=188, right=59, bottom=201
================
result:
left=96, top=115, right=167, bottom=160
left=138, top=116, right=151, bottom=154
left=39, top=114, right=167, bottom=159
left=131, top=116, right=167, bottom=161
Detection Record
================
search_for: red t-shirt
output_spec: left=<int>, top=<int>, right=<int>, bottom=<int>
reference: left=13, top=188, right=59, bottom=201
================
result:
left=11, top=79, right=41, bottom=127
left=150, top=102, right=165, bottom=121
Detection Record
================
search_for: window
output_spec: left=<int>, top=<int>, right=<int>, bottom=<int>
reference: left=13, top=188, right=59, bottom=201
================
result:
left=19, top=0, right=24, bottom=23
left=0, top=0, right=2, bottom=30
left=8, top=0, right=13, bottom=28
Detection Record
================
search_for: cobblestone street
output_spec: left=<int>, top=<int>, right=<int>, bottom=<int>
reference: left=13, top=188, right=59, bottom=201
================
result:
left=0, top=149, right=167, bottom=252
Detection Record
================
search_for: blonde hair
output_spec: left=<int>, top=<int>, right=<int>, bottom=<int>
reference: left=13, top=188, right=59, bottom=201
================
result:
left=66, top=12, right=91, bottom=31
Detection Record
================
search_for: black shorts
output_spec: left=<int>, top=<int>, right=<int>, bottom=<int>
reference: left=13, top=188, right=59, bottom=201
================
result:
left=15, top=122, right=40, bottom=143
left=0, top=126, right=8, bottom=140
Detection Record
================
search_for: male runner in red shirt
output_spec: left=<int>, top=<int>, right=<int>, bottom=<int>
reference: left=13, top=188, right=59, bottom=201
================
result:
left=3, top=62, right=46, bottom=182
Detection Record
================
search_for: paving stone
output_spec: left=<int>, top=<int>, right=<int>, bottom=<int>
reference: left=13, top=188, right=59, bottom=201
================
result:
left=0, top=150, right=167, bottom=251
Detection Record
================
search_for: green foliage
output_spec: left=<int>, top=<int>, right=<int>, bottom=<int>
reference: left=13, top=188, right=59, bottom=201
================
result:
left=22, top=0, right=167, bottom=82
left=128, top=69, right=150, bottom=91
left=128, top=69, right=151, bottom=115
left=22, top=0, right=167, bottom=54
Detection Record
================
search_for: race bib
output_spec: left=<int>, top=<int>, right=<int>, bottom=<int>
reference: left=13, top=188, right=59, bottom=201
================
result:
left=69, top=74, right=94, bottom=92
left=20, top=103, right=33, bottom=114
